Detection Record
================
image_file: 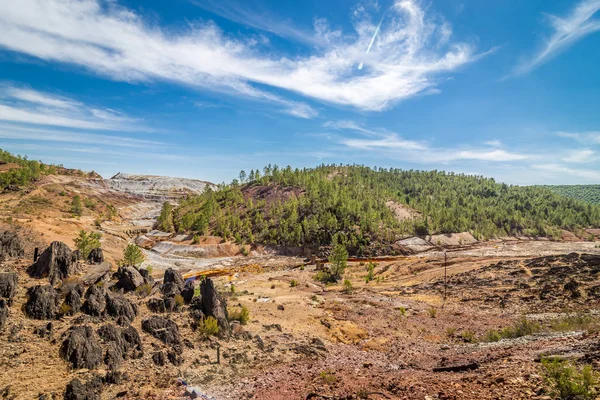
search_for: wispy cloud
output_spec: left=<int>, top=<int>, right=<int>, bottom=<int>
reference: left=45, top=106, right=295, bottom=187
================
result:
left=0, top=0, right=481, bottom=113
left=557, top=131, right=600, bottom=145
left=562, top=149, right=597, bottom=163
left=514, top=0, right=600, bottom=75
left=533, top=163, right=600, bottom=181
left=0, top=84, right=141, bottom=130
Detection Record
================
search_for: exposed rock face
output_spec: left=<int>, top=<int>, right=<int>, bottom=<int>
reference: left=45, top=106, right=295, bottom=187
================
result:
left=0, top=299, right=8, bottom=329
left=25, top=285, right=59, bottom=320
left=0, top=272, right=18, bottom=304
left=107, top=172, right=213, bottom=201
left=27, top=241, right=74, bottom=285
left=97, top=324, right=143, bottom=362
left=63, top=286, right=83, bottom=315
left=181, top=280, right=195, bottom=304
left=201, top=278, right=230, bottom=336
left=60, top=326, right=103, bottom=369
left=72, top=250, right=82, bottom=263
left=114, top=266, right=144, bottom=292
left=105, top=293, right=137, bottom=324
left=82, top=285, right=107, bottom=317
left=152, top=351, right=166, bottom=366
left=121, top=325, right=144, bottom=358
left=81, top=262, right=111, bottom=286
left=0, top=231, right=24, bottom=261
left=87, top=248, right=104, bottom=265
left=64, top=376, right=103, bottom=400
left=161, top=268, right=185, bottom=298
left=147, top=298, right=166, bottom=313
left=141, top=316, right=181, bottom=346
left=139, top=268, right=154, bottom=286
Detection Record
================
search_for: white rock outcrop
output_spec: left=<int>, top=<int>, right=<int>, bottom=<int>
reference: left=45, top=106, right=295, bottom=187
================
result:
left=107, top=173, right=214, bottom=200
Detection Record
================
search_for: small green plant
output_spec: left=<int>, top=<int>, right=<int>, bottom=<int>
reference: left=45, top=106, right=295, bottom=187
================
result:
left=240, top=246, right=249, bottom=256
left=461, top=329, right=476, bottom=343
left=174, top=294, right=184, bottom=307
left=427, top=307, right=437, bottom=318
left=146, top=266, right=153, bottom=275
left=399, top=307, right=407, bottom=317
left=229, top=305, right=250, bottom=325
left=300, top=265, right=305, bottom=271
left=59, top=190, right=66, bottom=196
left=342, top=278, right=353, bottom=294
left=550, top=313, right=596, bottom=332
left=135, top=283, right=152, bottom=297
left=482, top=317, right=541, bottom=342
left=319, top=371, right=338, bottom=385
left=314, top=271, right=335, bottom=284
left=365, top=262, right=375, bottom=283
left=73, top=230, right=101, bottom=259
left=290, top=279, right=299, bottom=287
left=120, top=244, right=145, bottom=267
left=445, top=327, right=458, bottom=338
left=541, top=358, right=599, bottom=400
left=199, top=316, right=219, bottom=338
left=83, top=197, right=95, bottom=209
left=71, top=195, right=83, bottom=216
left=59, top=303, right=73, bottom=316
left=192, top=234, right=200, bottom=244
left=230, top=284, right=236, bottom=293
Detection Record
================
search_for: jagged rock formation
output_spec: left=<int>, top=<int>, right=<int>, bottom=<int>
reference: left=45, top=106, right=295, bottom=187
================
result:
left=0, top=272, right=18, bottom=305
left=161, top=267, right=185, bottom=298
left=107, top=172, right=213, bottom=201
left=27, top=241, right=75, bottom=285
left=60, top=325, right=103, bottom=369
left=141, top=316, right=181, bottom=346
left=63, top=284, right=84, bottom=315
left=114, top=266, right=144, bottom=292
left=25, top=285, right=60, bottom=320
left=0, top=231, right=24, bottom=261
left=64, top=376, right=103, bottom=400
left=0, top=299, right=8, bottom=329
left=87, top=248, right=104, bottom=265
left=201, top=278, right=230, bottom=336
left=82, top=285, right=107, bottom=317
left=105, top=293, right=137, bottom=324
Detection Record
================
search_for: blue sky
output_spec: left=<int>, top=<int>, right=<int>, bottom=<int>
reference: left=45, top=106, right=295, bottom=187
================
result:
left=0, top=0, right=599, bottom=184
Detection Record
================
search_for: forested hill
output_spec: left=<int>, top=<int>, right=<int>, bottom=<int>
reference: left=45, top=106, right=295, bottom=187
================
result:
left=162, top=165, right=600, bottom=255
left=544, top=185, right=600, bottom=205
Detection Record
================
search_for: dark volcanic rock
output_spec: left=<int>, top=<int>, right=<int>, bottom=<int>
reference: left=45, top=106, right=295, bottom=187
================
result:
left=28, top=241, right=74, bottom=285
left=147, top=298, right=166, bottom=313
left=141, top=316, right=181, bottom=346
left=106, top=293, right=137, bottom=324
left=122, top=325, right=143, bottom=358
left=25, top=285, right=59, bottom=320
left=64, top=376, right=103, bottom=400
left=33, top=322, right=54, bottom=339
left=139, top=268, right=154, bottom=286
left=82, top=285, right=107, bottom=317
left=97, top=324, right=143, bottom=360
left=0, top=272, right=18, bottom=304
left=72, top=250, right=82, bottom=263
left=0, top=299, right=8, bottom=329
left=0, top=230, right=24, bottom=261
left=104, top=343, right=123, bottom=370
left=60, top=325, right=103, bottom=370
left=181, top=280, right=195, bottom=304
left=167, top=349, right=184, bottom=366
left=87, top=248, right=104, bottom=265
left=152, top=351, right=166, bottom=366
left=163, top=268, right=185, bottom=292
left=63, top=286, right=83, bottom=315
left=201, top=278, right=230, bottom=336
left=114, top=266, right=144, bottom=292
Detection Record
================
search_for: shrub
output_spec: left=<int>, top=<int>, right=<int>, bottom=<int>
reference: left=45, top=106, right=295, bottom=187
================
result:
left=427, top=307, right=437, bottom=318
left=314, top=271, right=335, bottom=284
left=146, top=266, right=154, bottom=275
left=290, top=279, right=299, bottom=287
left=174, top=294, right=184, bottom=307
left=121, top=244, right=145, bottom=267
left=365, top=262, right=375, bottom=283
left=59, top=303, right=73, bottom=316
left=461, top=330, right=476, bottom=343
left=71, top=195, right=82, bottom=216
left=319, top=371, right=338, bottom=385
left=482, top=317, right=541, bottom=342
left=135, top=283, right=152, bottom=297
left=83, top=198, right=95, bottom=209
left=240, top=246, right=249, bottom=256
left=342, top=279, right=353, bottom=294
left=192, top=234, right=200, bottom=244
left=59, top=190, right=66, bottom=196
left=73, top=230, right=101, bottom=259
left=551, top=313, right=596, bottom=332
left=541, top=358, right=599, bottom=400
left=328, top=243, right=348, bottom=280
left=399, top=307, right=407, bottom=317
left=199, top=316, right=219, bottom=338
left=445, top=327, right=458, bottom=338
left=229, top=305, right=250, bottom=325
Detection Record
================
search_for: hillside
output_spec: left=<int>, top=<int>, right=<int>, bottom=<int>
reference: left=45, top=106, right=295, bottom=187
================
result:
left=545, top=185, right=600, bottom=205
left=168, top=165, right=600, bottom=255
left=107, top=172, right=214, bottom=201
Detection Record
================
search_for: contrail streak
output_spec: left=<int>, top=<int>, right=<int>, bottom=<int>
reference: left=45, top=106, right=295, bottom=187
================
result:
left=358, top=13, right=386, bottom=70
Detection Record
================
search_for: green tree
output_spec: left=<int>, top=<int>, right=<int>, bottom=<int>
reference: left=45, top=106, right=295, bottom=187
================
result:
left=122, top=244, right=145, bottom=266
left=156, top=201, right=174, bottom=232
left=71, top=195, right=83, bottom=216
left=329, top=242, right=348, bottom=280
left=74, top=230, right=102, bottom=259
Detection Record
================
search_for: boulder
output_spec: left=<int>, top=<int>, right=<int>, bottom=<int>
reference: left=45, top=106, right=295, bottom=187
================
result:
left=81, top=262, right=111, bottom=286
left=141, top=316, right=181, bottom=346
left=201, top=278, right=230, bottom=336
left=114, top=266, right=144, bottom=292
left=147, top=298, right=166, bottom=313
left=0, top=299, right=8, bottom=329
left=152, top=351, right=166, bottom=366
left=162, top=268, right=185, bottom=294
left=72, top=250, right=82, bottom=263
left=97, top=324, right=143, bottom=360
left=60, top=325, right=103, bottom=369
left=104, top=343, right=123, bottom=371
left=33, top=322, right=54, bottom=339
left=87, top=248, right=104, bottom=265
left=25, top=285, right=59, bottom=320
left=82, top=285, right=107, bottom=317
left=161, top=282, right=181, bottom=298
left=139, top=268, right=154, bottom=286
left=105, top=293, right=137, bottom=324
left=121, top=325, right=144, bottom=358
left=167, top=349, right=184, bottom=366
left=64, top=376, right=103, bottom=400
left=63, top=288, right=82, bottom=315
left=181, top=280, right=195, bottom=304
left=0, top=230, right=24, bottom=261
left=27, top=241, right=75, bottom=285
left=0, top=272, right=18, bottom=304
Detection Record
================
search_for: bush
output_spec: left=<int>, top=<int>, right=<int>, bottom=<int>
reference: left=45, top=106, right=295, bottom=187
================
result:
left=342, top=278, right=353, bottom=294
left=541, top=358, right=599, bottom=400
left=71, top=195, right=82, bottom=216
left=461, top=329, right=476, bottom=343
left=192, top=234, right=200, bottom=244
left=290, top=279, right=299, bottom=287
left=199, top=316, right=219, bottom=338
left=135, top=283, right=152, bottom=297
left=83, top=198, right=95, bottom=209
left=74, top=230, right=102, bottom=259
left=174, top=294, right=184, bottom=307
left=229, top=305, right=250, bottom=325
left=121, top=244, right=145, bottom=267
left=551, top=313, right=597, bottom=332
left=427, top=307, right=437, bottom=318
left=319, top=371, right=338, bottom=385
left=365, top=262, right=375, bottom=283
left=329, top=243, right=348, bottom=280
left=314, top=271, right=336, bottom=284
left=483, top=317, right=541, bottom=342
left=399, top=307, right=407, bottom=317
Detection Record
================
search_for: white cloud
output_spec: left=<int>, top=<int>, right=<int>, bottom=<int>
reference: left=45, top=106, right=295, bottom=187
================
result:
left=557, top=131, right=600, bottom=144
left=0, top=0, right=480, bottom=113
left=484, top=140, right=502, bottom=147
left=515, top=0, right=600, bottom=74
left=533, top=163, right=600, bottom=181
left=0, top=84, right=141, bottom=130
left=562, top=149, right=597, bottom=163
